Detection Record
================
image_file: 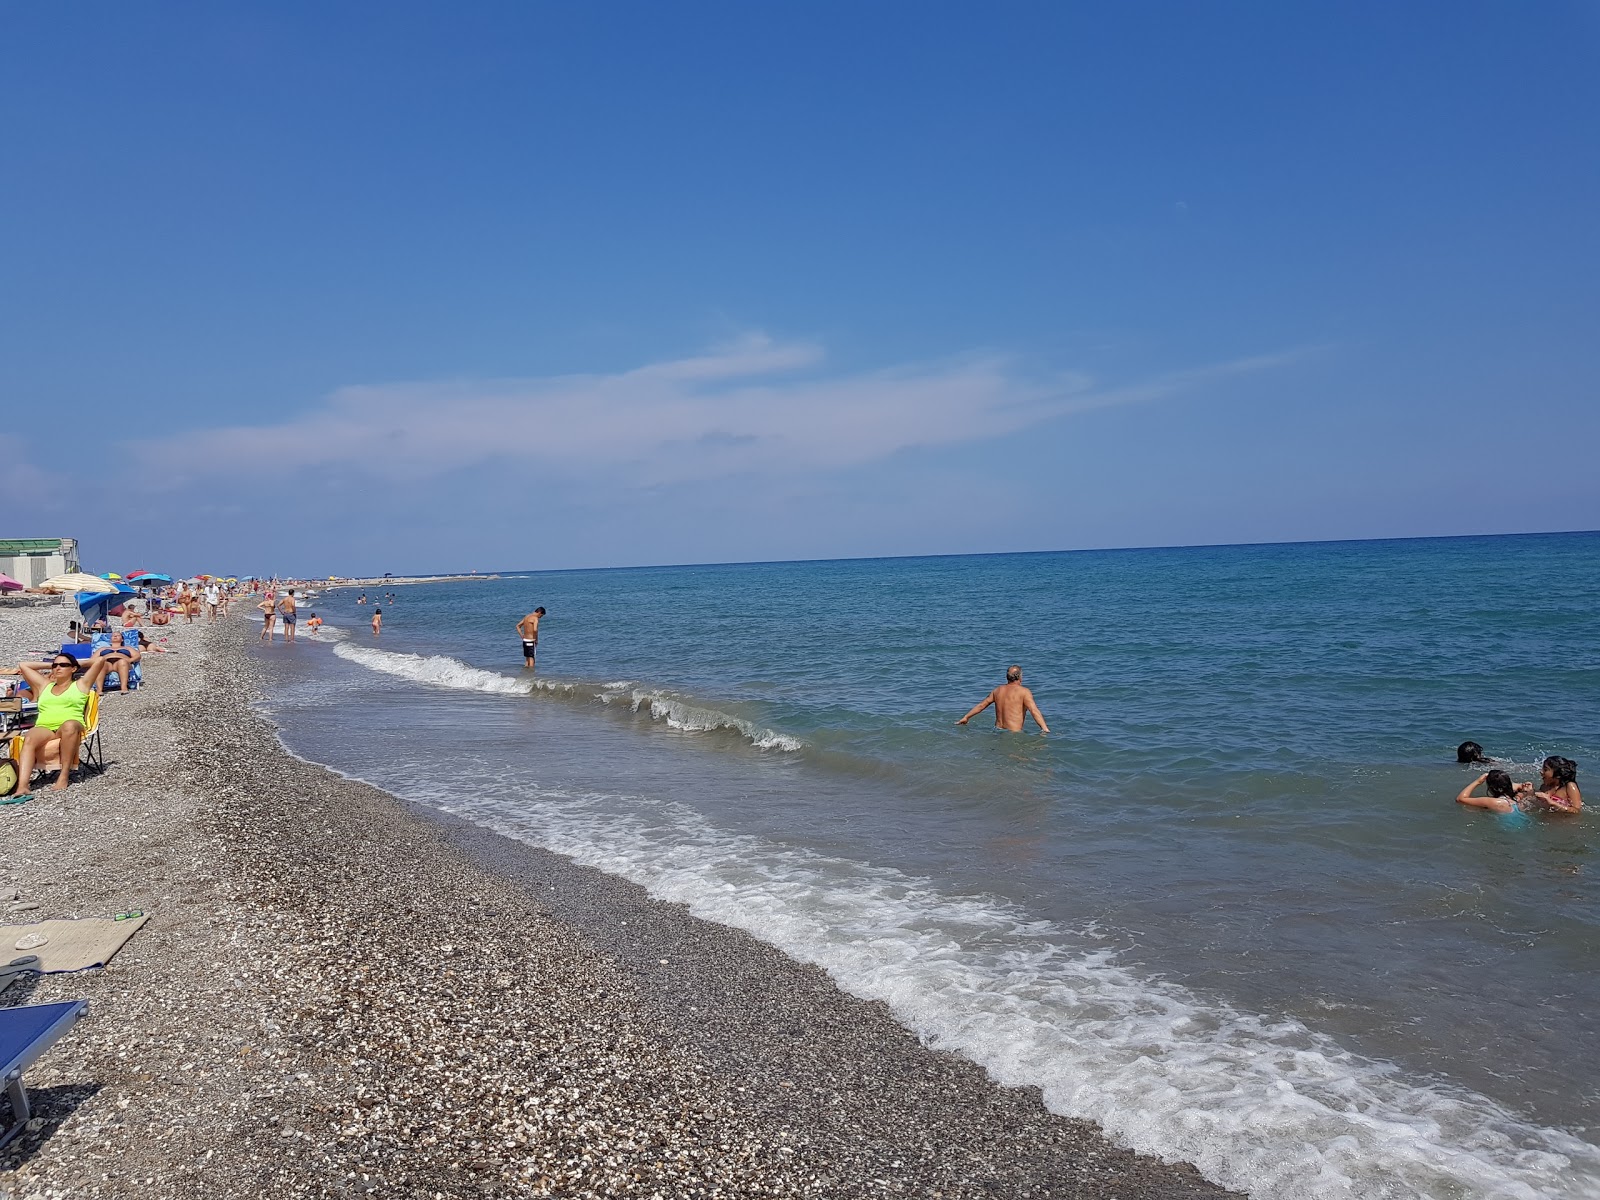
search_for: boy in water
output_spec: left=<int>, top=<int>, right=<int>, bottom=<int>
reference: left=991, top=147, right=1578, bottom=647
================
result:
left=515, top=607, right=546, bottom=668
left=371, top=608, right=382, bottom=636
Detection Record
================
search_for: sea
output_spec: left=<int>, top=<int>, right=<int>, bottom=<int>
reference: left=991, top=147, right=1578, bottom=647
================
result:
left=248, top=532, right=1599, bottom=1200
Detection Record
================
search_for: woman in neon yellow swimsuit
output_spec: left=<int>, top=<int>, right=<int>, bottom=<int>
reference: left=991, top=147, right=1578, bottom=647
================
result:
left=5, top=653, right=116, bottom=797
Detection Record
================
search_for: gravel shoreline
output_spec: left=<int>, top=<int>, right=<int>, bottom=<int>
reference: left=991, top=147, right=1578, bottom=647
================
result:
left=1, top=609, right=1236, bottom=1199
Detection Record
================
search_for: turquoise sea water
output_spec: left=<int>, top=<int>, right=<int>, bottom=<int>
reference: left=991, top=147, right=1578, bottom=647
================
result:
left=252, top=532, right=1599, bottom=1200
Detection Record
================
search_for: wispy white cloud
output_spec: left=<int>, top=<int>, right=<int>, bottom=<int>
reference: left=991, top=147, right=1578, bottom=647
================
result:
left=134, top=334, right=1302, bottom=486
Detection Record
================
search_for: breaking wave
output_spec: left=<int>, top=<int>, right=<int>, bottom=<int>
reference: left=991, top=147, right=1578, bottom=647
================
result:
left=331, top=642, right=804, bottom=752
left=437, top=787, right=1600, bottom=1200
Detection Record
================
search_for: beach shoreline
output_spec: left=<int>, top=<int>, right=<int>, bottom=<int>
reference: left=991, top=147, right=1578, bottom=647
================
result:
left=2, top=610, right=1234, bottom=1198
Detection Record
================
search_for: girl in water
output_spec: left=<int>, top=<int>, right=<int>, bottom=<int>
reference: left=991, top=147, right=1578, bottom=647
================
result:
left=1530, top=756, right=1582, bottom=815
left=1455, top=769, right=1528, bottom=815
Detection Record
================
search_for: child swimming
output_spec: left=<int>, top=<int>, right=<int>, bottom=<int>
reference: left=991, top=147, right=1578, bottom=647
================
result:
left=1455, top=769, right=1528, bottom=815
left=1530, top=756, right=1583, bottom=815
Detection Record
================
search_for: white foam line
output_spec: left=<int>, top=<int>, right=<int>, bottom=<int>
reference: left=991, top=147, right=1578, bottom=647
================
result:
left=331, top=642, right=803, bottom=751
left=428, top=787, right=1598, bottom=1200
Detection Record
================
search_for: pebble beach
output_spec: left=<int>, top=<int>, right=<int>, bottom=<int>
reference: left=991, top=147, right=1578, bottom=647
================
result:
left=0, top=602, right=1234, bottom=1199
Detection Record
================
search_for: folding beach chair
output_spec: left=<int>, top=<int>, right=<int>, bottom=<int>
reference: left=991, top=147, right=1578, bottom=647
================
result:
left=4, top=689, right=102, bottom=783
left=0, top=1000, right=88, bottom=1148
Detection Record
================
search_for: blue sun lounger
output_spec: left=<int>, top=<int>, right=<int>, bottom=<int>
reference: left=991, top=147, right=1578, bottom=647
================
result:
left=0, top=1000, right=87, bottom=1148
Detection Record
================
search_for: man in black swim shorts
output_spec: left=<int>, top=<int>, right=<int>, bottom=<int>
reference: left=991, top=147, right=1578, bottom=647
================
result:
left=514, top=606, right=546, bottom=669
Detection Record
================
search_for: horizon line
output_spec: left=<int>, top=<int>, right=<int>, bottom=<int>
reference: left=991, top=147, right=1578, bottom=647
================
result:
left=467, top=525, right=1600, bottom=580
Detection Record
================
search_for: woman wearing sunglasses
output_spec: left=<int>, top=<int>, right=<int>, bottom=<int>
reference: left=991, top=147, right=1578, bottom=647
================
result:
left=3, top=653, right=116, bottom=798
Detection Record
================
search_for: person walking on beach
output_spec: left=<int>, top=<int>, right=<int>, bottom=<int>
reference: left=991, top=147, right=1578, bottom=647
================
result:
left=258, top=593, right=278, bottom=643
left=278, top=589, right=298, bottom=643
left=957, top=665, right=1050, bottom=734
left=515, top=607, right=545, bottom=668
left=371, top=607, right=382, bottom=636
left=204, top=582, right=221, bottom=620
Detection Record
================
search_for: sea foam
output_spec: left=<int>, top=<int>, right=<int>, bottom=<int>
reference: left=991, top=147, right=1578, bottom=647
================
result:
left=422, top=784, right=1600, bottom=1200
left=332, top=642, right=803, bottom=751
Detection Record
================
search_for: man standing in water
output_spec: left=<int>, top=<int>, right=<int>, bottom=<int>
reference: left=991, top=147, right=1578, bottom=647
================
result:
left=278, top=588, right=298, bottom=644
left=957, top=665, right=1050, bottom=733
left=515, top=607, right=546, bottom=669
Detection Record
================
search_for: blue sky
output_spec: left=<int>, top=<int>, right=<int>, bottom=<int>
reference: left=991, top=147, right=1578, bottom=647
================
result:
left=2, top=2, right=1597, bottom=576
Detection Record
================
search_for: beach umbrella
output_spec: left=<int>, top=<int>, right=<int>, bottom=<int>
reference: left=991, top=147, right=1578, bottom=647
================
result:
left=0, top=573, right=24, bottom=592
left=128, top=572, right=173, bottom=584
left=101, top=572, right=123, bottom=580
left=77, top=583, right=136, bottom=622
left=40, top=573, right=119, bottom=594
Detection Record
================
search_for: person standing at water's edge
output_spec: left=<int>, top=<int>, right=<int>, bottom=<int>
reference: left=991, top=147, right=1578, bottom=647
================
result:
left=957, top=665, right=1049, bottom=733
left=278, top=589, right=298, bottom=643
left=516, top=606, right=545, bottom=669
left=371, top=607, right=382, bottom=636
left=258, top=593, right=277, bottom=643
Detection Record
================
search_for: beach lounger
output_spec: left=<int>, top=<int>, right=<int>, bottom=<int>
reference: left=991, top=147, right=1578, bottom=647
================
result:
left=100, top=653, right=140, bottom=693
left=0, top=1000, right=87, bottom=1148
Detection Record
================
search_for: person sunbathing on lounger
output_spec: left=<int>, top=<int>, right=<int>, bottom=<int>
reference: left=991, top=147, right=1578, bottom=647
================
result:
left=95, top=631, right=143, bottom=692
left=3, top=654, right=116, bottom=795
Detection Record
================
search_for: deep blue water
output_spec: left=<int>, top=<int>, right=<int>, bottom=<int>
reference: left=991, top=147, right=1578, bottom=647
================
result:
left=253, top=532, right=1599, bottom=1200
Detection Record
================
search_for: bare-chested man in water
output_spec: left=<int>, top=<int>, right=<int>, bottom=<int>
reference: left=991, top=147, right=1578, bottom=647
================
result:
left=956, top=665, right=1050, bottom=733
left=515, top=607, right=546, bottom=669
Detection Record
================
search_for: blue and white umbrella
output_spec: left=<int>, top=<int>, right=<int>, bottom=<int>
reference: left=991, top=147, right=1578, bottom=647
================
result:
left=76, top=583, right=137, bottom=624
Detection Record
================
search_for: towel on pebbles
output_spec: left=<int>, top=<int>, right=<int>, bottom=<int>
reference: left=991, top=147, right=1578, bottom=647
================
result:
left=1, top=915, right=148, bottom=973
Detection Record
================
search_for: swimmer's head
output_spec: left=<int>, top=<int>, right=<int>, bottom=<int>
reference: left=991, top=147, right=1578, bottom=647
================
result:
left=1485, top=770, right=1516, bottom=799
left=1006, top=665, right=1022, bottom=683
left=1457, top=741, right=1491, bottom=764
left=535, top=606, right=546, bottom=615
left=1541, top=756, right=1578, bottom=787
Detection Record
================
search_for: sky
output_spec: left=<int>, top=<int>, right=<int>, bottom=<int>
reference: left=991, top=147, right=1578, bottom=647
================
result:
left=2, top=2, right=1597, bottom=577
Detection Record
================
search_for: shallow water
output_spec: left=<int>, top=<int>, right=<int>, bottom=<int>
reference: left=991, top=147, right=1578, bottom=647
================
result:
left=252, top=533, right=1600, bottom=1199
